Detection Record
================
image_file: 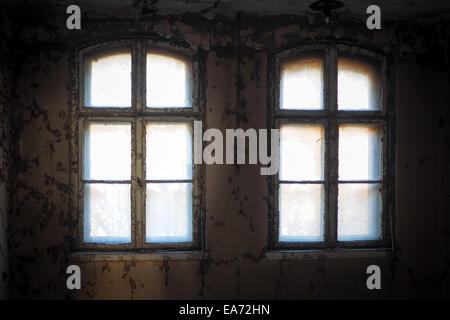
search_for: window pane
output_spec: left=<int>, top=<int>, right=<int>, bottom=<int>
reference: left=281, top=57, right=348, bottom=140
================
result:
left=279, top=184, right=324, bottom=242
left=339, top=125, right=382, bottom=181
left=280, top=124, right=324, bottom=181
left=84, top=123, right=131, bottom=180
left=146, top=183, right=192, bottom=243
left=85, top=52, right=131, bottom=108
left=84, top=183, right=131, bottom=244
left=280, top=57, right=323, bottom=110
left=338, top=57, right=381, bottom=111
left=146, top=122, right=192, bottom=180
left=147, top=53, right=190, bottom=108
left=338, top=183, right=382, bottom=241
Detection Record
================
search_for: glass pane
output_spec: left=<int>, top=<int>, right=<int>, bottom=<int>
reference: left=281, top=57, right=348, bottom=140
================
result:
left=85, top=52, right=131, bottom=108
left=338, top=57, right=381, bottom=110
left=84, top=183, right=131, bottom=244
left=280, top=57, right=323, bottom=110
left=280, top=124, right=324, bottom=181
left=279, top=184, right=324, bottom=242
left=338, top=183, right=382, bottom=241
left=146, top=183, right=192, bottom=243
left=146, top=122, right=192, bottom=180
left=84, top=123, right=131, bottom=180
left=147, top=53, right=190, bottom=108
left=339, top=125, right=382, bottom=181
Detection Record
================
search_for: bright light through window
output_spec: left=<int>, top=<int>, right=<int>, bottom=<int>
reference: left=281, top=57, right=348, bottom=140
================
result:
left=83, top=122, right=132, bottom=244
left=275, top=48, right=386, bottom=247
left=338, top=125, right=382, bottom=181
left=80, top=42, right=199, bottom=249
left=147, top=53, right=190, bottom=108
left=279, top=124, right=325, bottom=242
left=338, top=124, right=382, bottom=241
left=146, top=122, right=193, bottom=243
left=280, top=57, right=323, bottom=110
left=83, top=123, right=131, bottom=181
left=86, top=52, right=131, bottom=108
left=338, top=57, right=381, bottom=111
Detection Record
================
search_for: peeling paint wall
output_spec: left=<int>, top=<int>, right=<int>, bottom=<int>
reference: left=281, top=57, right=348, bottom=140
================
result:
left=4, top=5, right=450, bottom=299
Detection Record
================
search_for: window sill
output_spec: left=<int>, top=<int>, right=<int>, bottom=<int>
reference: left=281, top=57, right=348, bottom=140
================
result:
left=264, top=248, right=392, bottom=260
left=71, top=250, right=205, bottom=262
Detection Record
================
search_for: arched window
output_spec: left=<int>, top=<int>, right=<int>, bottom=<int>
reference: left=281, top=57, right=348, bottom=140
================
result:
left=270, top=44, right=392, bottom=249
left=85, top=50, right=132, bottom=108
left=71, top=40, right=204, bottom=251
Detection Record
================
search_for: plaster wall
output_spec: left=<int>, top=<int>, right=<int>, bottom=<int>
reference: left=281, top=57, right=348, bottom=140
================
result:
left=4, top=10, right=450, bottom=299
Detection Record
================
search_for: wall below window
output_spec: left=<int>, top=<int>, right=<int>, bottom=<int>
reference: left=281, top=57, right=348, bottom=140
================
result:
left=3, top=4, right=450, bottom=299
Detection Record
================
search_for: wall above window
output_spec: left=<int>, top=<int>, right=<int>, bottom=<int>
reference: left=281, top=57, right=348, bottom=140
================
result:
left=10, top=0, right=450, bottom=20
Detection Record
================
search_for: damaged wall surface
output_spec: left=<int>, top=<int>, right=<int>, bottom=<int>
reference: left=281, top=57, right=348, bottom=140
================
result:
left=1, top=2, right=450, bottom=299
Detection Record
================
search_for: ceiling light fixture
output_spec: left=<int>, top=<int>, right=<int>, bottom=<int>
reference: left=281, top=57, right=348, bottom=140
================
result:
left=309, top=0, right=344, bottom=24
left=140, top=0, right=157, bottom=16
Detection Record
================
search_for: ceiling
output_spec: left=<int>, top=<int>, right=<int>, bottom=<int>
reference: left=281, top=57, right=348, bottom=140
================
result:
left=9, top=0, right=450, bottom=20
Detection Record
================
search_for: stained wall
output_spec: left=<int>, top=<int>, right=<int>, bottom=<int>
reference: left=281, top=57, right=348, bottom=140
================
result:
left=2, top=4, right=450, bottom=299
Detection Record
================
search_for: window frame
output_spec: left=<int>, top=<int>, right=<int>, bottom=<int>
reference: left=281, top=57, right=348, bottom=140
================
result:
left=267, top=42, right=395, bottom=251
left=69, top=38, right=206, bottom=252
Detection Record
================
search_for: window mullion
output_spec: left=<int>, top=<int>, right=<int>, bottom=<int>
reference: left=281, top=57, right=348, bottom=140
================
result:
left=327, top=121, right=338, bottom=248
left=77, top=118, right=85, bottom=248
left=134, top=118, right=144, bottom=248
left=325, top=44, right=337, bottom=112
left=129, top=120, right=136, bottom=249
left=325, top=45, right=338, bottom=248
left=134, top=39, right=145, bottom=248
left=135, top=39, right=144, bottom=111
